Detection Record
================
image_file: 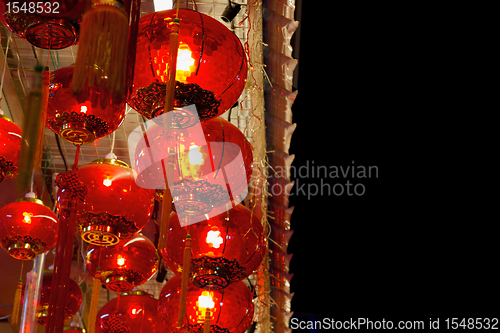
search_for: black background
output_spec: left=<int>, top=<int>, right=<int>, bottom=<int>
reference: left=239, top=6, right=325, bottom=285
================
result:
left=287, top=1, right=498, bottom=330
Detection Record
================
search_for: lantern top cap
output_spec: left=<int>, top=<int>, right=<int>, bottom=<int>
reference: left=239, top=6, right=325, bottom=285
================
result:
left=91, top=158, right=130, bottom=169
left=121, top=290, right=155, bottom=298
left=0, top=113, right=14, bottom=123
left=63, top=327, right=86, bottom=332
left=15, top=197, right=45, bottom=206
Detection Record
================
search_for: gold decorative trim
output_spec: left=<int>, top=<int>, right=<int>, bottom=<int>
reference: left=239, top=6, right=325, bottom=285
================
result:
left=0, top=114, right=14, bottom=123
left=15, top=197, right=45, bottom=206
left=91, top=158, right=130, bottom=168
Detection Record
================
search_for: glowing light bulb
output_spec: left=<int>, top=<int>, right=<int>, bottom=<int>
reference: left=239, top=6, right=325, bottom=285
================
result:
left=103, top=178, right=112, bottom=187
left=188, top=145, right=204, bottom=165
left=176, top=48, right=195, bottom=72
left=80, top=105, right=87, bottom=113
left=117, top=255, right=125, bottom=266
left=198, top=291, right=215, bottom=309
left=22, top=212, right=33, bottom=224
left=206, top=227, right=223, bottom=248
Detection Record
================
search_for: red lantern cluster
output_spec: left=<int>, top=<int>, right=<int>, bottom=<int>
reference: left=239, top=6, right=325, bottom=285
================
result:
left=163, top=204, right=265, bottom=290
left=0, top=113, right=22, bottom=182
left=0, top=0, right=88, bottom=49
left=47, top=66, right=126, bottom=144
left=96, top=291, right=163, bottom=333
left=74, top=158, right=155, bottom=246
left=133, top=116, right=252, bottom=220
left=0, top=197, right=58, bottom=260
left=128, top=9, right=247, bottom=122
left=86, top=234, right=159, bottom=293
left=159, top=275, right=254, bottom=333
left=37, top=273, right=82, bottom=325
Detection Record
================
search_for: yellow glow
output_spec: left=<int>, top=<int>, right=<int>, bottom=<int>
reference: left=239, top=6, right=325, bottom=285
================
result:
left=103, top=178, right=112, bottom=187
left=175, top=46, right=196, bottom=82
left=206, top=227, right=223, bottom=249
left=22, top=212, right=33, bottom=224
left=198, top=291, right=215, bottom=309
left=80, top=105, right=87, bottom=113
left=117, top=255, right=125, bottom=266
left=188, top=145, right=204, bottom=166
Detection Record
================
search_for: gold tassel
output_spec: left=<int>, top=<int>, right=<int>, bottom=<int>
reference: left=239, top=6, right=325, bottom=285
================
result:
left=72, top=0, right=128, bottom=101
left=10, top=279, right=23, bottom=326
left=177, top=234, right=191, bottom=328
left=88, top=268, right=102, bottom=333
left=203, top=308, right=211, bottom=333
left=158, top=149, right=176, bottom=252
left=18, top=65, right=43, bottom=192
left=34, top=67, right=50, bottom=170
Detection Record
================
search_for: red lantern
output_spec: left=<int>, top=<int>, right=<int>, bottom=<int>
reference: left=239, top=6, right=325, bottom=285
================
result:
left=86, top=234, right=159, bottom=293
left=0, top=197, right=58, bottom=260
left=127, top=9, right=247, bottom=122
left=0, top=0, right=88, bottom=49
left=159, top=275, right=254, bottom=333
left=162, top=204, right=265, bottom=290
left=132, top=116, right=252, bottom=221
left=96, top=291, right=163, bottom=333
left=0, top=113, right=22, bottom=182
left=37, top=273, right=83, bottom=325
left=47, top=66, right=126, bottom=144
left=74, top=158, right=155, bottom=246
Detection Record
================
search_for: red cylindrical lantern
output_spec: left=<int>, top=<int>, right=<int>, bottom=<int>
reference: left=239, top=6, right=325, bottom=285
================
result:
left=127, top=9, right=247, bottom=122
left=132, top=116, right=252, bottom=221
left=47, top=66, right=126, bottom=144
left=37, top=273, right=82, bottom=325
left=159, top=275, right=254, bottom=333
left=0, top=113, right=22, bottom=182
left=162, top=204, right=265, bottom=290
left=73, top=158, right=154, bottom=246
left=86, top=234, right=159, bottom=293
left=0, top=0, right=88, bottom=49
left=96, top=291, right=162, bottom=333
left=0, top=197, right=58, bottom=260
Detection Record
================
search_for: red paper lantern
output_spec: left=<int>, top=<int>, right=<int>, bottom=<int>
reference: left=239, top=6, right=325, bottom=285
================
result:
left=127, top=9, right=247, bottom=122
left=86, top=234, right=159, bottom=293
left=0, top=0, right=88, bottom=49
left=0, top=197, right=58, bottom=260
left=73, top=158, right=155, bottom=246
left=46, top=66, right=126, bottom=144
left=37, top=273, right=82, bottom=325
left=159, top=275, right=254, bottom=333
left=96, top=291, right=162, bottom=333
left=132, top=116, right=252, bottom=221
left=0, top=113, right=22, bottom=182
left=162, top=204, right=265, bottom=290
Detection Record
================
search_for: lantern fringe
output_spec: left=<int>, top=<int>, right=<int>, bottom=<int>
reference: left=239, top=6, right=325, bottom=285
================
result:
left=177, top=234, right=191, bottom=328
left=10, top=279, right=23, bottom=326
left=34, top=67, right=50, bottom=170
left=87, top=268, right=101, bottom=333
left=18, top=65, right=44, bottom=192
left=72, top=0, right=128, bottom=102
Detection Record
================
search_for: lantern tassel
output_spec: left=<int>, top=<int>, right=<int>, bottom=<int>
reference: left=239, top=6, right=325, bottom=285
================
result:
left=158, top=149, right=176, bottom=252
left=177, top=234, right=191, bottom=328
left=10, top=279, right=23, bottom=326
left=88, top=268, right=101, bottom=333
left=203, top=308, right=211, bottom=333
left=17, top=65, right=44, bottom=192
left=72, top=0, right=128, bottom=102
left=33, top=67, right=50, bottom=170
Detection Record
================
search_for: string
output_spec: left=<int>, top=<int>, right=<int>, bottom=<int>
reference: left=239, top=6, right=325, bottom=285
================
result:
left=0, top=32, right=11, bottom=100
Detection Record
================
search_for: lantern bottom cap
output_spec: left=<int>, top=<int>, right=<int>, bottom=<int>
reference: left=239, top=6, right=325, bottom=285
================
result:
left=8, top=243, right=38, bottom=260
left=25, top=19, right=77, bottom=50
left=105, top=276, right=134, bottom=293
left=173, top=193, right=213, bottom=216
left=80, top=224, right=121, bottom=246
left=60, top=122, right=97, bottom=144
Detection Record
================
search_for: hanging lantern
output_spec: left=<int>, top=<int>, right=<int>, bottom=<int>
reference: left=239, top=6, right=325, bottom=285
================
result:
left=75, top=158, right=155, bottom=245
left=0, top=113, right=22, bottom=182
left=86, top=234, right=159, bottom=293
left=158, top=275, right=254, bottom=333
left=131, top=115, right=253, bottom=221
left=46, top=66, right=126, bottom=144
left=0, top=0, right=88, bottom=49
left=95, top=291, right=162, bottom=333
left=162, top=204, right=265, bottom=290
left=37, top=273, right=83, bottom=325
left=0, top=196, right=58, bottom=260
left=127, top=9, right=247, bottom=122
